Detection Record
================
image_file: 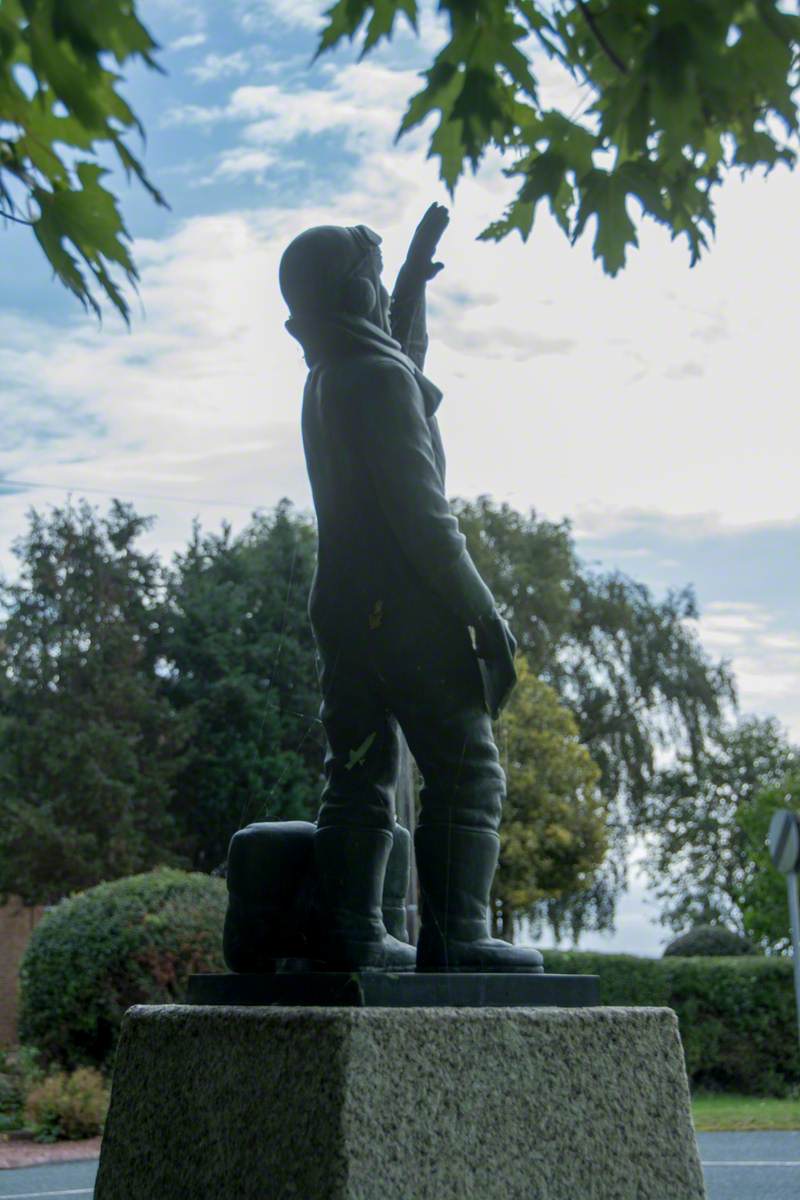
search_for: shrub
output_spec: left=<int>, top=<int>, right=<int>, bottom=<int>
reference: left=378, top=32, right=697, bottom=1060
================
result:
left=542, top=951, right=671, bottom=1006
left=20, top=868, right=226, bottom=1071
left=24, top=1067, right=109, bottom=1142
left=662, top=956, right=797, bottom=1096
left=663, top=925, right=757, bottom=957
left=0, top=1046, right=45, bottom=1130
left=542, top=949, right=799, bottom=1095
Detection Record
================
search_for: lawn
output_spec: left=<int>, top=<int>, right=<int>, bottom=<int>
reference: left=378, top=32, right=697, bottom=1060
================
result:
left=692, top=1093, right=800, bottom=1132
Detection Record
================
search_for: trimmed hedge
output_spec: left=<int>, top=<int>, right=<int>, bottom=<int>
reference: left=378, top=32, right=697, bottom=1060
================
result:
left=20, top=869, right=226, bottom=1071
left=543, top=950, right=800, bottom=1095
left=663, top=925, right=756, bottom=957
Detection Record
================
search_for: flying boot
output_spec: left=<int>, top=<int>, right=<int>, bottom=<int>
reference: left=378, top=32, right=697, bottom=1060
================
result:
left=381, top=822, right=412, bottom=942
left=415, top=824, right=543, bottom=972
left=314, top=824, right=416, bottom=970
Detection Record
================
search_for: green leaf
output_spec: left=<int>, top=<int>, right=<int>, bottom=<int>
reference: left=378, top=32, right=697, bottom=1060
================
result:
left=359, top=0, right=417, bottom=56
left=397, top=59, right=461, bottom=136
left=1, top=0, right=165, bottom=319
left=32, top=162, right=138, bottom=323
left=308, top=0, right=800, bottom=274
left=573, top=168, right=639, bottom=275
left=429, top=116, right=466, bottom=194
left=450, top=67, right=508, bottom=164
left=519, top=151, right=570, bottom=230
left=314, top=0, right=371, bottom=59
left=615, top=159, right=669, bottom=224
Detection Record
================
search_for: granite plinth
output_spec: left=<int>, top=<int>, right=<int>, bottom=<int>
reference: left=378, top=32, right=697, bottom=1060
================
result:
left=186, top=970, right=599, bottom=1007
left=95, top=1004, right=706, bottom=1200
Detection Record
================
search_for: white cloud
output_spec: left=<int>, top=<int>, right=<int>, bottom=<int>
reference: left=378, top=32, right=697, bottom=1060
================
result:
left=204, top=147, right=276, bottom=182
left=161, top=63, right=417, bottom=164
left=169, top=32, right=207, bottom=51
left=160, top=102, right=227, bottom=127
left=0, top=211, right=317, bottom=572
left=760, top=633, right=800, bottom=653
left=147, top=0, right=207, bottom=32
left=663, top=360, right=704, bottom=380
left=234, top=0, right=322, bottom=32
left=189, top=51, right=250, bottom=83
left=683, top=603, right=800, bottom=739
left=705, top=600, right=766, bottom=612
left=699, top=612, right=769, bottom=633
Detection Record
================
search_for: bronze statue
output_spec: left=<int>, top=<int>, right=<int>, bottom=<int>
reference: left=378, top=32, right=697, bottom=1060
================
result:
left=273, top=205, right=542, bottom=974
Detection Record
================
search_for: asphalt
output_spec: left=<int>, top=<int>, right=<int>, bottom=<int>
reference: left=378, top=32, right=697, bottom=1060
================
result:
left=697, top=1130, right=800, bottom=1200
left=0, top=1131, right=797, bottom=1198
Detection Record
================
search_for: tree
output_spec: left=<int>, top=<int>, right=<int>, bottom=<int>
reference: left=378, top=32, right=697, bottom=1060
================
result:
left=161, top=502, right=324, bottom=871
left=492, top=656, right=606, bottom=941
left=0, top=0, right=166, bottom=321
left=735, top=771, right=800, bottom=953
left=0, top=499, right=186, bottom=905
left=642, top=715, right=799, bottom=935
left=454, top=495, right=735, bottom=935
left=317, top=0, right=799, bottom=273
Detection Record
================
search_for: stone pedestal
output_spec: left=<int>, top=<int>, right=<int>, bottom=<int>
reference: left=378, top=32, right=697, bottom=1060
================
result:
left=95, top=1004, right=706, bottom=1200
left=186, top=969, right=600, bottom=1007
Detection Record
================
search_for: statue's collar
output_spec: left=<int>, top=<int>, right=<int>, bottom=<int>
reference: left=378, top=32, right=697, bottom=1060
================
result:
left=285, top=312, right=443, bottom=417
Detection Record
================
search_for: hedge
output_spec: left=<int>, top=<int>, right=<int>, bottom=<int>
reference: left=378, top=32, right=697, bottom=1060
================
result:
left=663, top=925, right=756, bottom=957
left=543, top=950, right=800, bottom=1095
left=19, top=868, right=227, bottom=1072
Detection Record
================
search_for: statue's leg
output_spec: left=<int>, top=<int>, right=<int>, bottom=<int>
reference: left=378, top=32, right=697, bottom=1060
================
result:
left=312, top=644, right=416, bottom=971
left=384, top=625, right=543, bottom=973
left=382, top=821, right=412, bottom=942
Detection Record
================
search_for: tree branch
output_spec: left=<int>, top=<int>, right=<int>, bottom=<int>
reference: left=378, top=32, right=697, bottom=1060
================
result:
left=0, top=208, right=34, bottom=226
left=577, top=1, right=628, bottom=75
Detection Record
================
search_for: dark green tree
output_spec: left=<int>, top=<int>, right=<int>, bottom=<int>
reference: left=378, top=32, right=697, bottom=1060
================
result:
left=643, top=716, right=799, bottom=935
left=317, top=0, right=800, bottom=274
left=0, top=499, right=186, bottom=905
left=162, top=502, right=324, bottom=871
left=0, top=0, right=166, bottom=320
left=454, top=495, right=735, bottom=937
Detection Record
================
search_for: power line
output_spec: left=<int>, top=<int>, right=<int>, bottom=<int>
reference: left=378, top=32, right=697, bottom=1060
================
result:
left=0, top=477, right=268, bottom=512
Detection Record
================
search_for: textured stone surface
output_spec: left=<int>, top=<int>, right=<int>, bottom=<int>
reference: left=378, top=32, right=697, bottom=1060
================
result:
left=95, top=1005, right=706, bottom=1200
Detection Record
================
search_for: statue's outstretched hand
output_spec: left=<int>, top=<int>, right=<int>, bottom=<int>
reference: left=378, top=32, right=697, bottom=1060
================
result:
left=405, top=202, right=449, bottom=281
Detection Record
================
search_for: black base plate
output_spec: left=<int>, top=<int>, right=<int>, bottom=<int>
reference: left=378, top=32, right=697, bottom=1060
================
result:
left=186, top=971, right=599, bottom=1008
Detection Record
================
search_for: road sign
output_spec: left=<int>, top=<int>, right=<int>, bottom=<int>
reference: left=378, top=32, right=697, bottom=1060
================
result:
left=769, top=810, right=800, bottom=874
left=768, top=810, right=800, bottom=1046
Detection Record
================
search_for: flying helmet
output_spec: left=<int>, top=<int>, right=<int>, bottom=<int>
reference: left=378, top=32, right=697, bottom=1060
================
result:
left=278, top=224, right=382, bottom=320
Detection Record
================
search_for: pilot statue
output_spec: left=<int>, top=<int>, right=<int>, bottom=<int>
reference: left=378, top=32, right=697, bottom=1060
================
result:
left=273, top=204, right=542, bottom=975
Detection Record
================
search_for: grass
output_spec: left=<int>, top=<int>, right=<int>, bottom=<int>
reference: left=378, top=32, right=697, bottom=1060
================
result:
left=692, top=1092, right=800, bottom=1132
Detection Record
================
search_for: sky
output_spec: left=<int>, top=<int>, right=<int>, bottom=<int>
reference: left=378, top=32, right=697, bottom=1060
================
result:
left=1, top=0, right=798, bottom=955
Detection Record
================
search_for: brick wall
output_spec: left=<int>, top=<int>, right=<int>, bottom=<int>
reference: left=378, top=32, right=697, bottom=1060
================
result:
left=0, top=900, right=44, bottom=1047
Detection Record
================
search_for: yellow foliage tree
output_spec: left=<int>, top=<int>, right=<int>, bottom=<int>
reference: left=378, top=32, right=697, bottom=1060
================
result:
left=492, top=657, right=607, bottom=941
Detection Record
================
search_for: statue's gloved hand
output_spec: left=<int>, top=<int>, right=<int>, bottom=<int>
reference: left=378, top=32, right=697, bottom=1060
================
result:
left=472, top=609, right=518, bottom=719
left=404, top=202, right=449, bottom=282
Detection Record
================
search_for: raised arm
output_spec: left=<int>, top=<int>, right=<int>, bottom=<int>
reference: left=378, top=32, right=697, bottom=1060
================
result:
left=389, top=203, right=449, bottom=372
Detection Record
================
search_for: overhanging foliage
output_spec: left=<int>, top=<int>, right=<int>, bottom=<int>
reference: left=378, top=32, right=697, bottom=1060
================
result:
left=317, top=0, right=800, bottom=273
left=0, top=0, right=166, bottom=321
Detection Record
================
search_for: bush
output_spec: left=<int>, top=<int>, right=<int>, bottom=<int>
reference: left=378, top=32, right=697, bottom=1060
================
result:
left=663, top=925, right=757, bottom=957
left=542, top=950, right=799, bottom=1095
left=0, top=1046, right=44, bottom=1131
left=20, top=868, right=227, bottom=1071
left=24, top=1067, right=109, bottom=1142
